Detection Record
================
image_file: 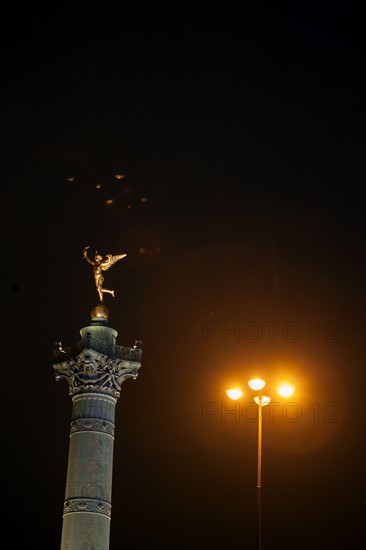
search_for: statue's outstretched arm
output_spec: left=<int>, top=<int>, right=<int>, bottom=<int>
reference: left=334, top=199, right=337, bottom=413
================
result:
left=83, top=245, right=94, bottom=265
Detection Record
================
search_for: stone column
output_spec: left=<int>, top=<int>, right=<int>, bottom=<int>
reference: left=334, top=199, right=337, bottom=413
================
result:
left=53, top=305, right=141, bottom=550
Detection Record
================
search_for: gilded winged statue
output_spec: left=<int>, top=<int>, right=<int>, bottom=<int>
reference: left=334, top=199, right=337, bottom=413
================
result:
left=83, top=245, right=127, bottom=302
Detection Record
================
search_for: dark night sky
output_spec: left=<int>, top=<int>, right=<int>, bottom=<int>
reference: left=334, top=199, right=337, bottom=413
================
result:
left=1, top=5, right=365, bottom=550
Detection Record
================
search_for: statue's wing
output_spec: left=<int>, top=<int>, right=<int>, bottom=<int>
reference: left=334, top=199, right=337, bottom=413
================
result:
left=101, top=253, right=127, bottom=271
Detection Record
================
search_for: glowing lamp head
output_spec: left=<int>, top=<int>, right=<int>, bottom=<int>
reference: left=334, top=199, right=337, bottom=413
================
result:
left=278, top=384, right=295, bottom=397
left=248, top=378, right=266, bottom=391
left=254, top=395, right=271, bottom=406
left=226, top=388, right=243, bottom=400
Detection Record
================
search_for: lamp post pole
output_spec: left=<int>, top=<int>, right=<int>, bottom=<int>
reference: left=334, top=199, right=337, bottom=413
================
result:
left=256, top=398, right=263, bottom=550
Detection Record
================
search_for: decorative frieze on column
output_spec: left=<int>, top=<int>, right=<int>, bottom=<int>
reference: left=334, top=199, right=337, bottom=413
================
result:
left=53, top=347, right=140, bottom=398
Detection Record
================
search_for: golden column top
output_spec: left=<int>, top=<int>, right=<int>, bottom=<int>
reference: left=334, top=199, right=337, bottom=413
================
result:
left=90, top=303, right=110, bottom=321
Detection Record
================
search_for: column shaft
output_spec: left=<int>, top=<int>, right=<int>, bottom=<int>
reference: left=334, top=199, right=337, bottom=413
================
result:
left=60, top=393, right=116, bottom=550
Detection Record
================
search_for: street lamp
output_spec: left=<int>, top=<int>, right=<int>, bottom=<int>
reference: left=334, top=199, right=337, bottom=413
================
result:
left=226, top=378, right=295, bottom=550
